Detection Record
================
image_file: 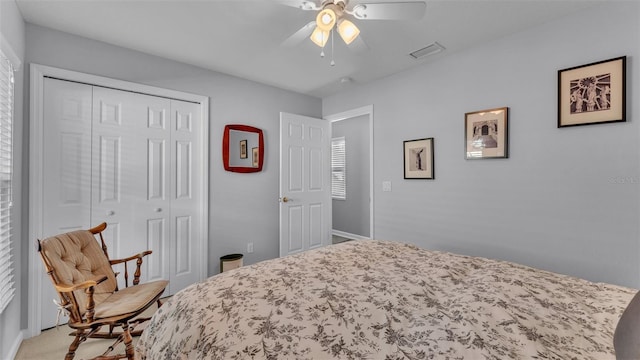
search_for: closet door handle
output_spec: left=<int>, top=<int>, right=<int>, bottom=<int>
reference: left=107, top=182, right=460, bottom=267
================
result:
left=155, top=208, right=162, bottom=213
left=106, top=210, right=115, bottom=216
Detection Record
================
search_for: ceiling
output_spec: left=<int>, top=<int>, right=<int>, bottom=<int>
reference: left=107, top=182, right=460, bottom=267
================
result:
left=15, top=0, right=600, bottom=98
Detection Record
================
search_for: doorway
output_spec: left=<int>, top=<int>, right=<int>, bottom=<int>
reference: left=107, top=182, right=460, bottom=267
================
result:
left=279, top=112, right=331, bottom=257
left=325, top=105, right=374, bottom=242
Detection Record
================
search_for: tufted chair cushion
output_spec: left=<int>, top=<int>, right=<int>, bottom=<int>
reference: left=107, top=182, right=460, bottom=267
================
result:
left=40, top=230, right=118, bottom=320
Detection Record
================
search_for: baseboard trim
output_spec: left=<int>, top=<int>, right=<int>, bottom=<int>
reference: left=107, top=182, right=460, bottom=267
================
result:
left=332, top=230, right=370, bottom=241
left=4, top=330, right=24, bottom=360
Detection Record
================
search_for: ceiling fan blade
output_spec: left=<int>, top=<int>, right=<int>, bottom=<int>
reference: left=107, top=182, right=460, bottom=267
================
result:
left=272, top=0, right=320, bottom=11
left=351, top=2, right=427, bottom=20
left=281, top=21, right=317, bottom=47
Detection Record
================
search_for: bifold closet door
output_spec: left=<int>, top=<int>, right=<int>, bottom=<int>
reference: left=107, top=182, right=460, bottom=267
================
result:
left=92, top=88, right=202, bottom=294
left=168, top=100, right=202, bottom=294
left=92, top=87, right=172, bottom=288
left=39, top=79, right=203, bottom=330
left=41, top=78, right=93, bottom=329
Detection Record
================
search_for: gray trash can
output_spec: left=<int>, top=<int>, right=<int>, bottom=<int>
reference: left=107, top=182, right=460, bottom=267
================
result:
left=220, top=253, right=243, bottom=273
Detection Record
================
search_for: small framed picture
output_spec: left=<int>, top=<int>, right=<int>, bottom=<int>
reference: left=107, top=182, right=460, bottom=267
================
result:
left=558, top=56, right=626, bottom=127
left=465, top=107, right=508, bottom=160
left=403, top=138, right=434, bottom=179
left=239, top=139, right=248, bottom=159
left=252, top=147, right=259, bottom=167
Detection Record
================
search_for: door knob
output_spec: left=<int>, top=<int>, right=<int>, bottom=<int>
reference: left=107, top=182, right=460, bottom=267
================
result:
left=155, top=208, right=162, bottom=212
left=107, top=210, right=115, bottom=216
left=281, top=196, right=289, bottom=203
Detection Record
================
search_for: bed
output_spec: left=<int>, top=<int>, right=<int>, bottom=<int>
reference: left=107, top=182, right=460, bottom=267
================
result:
left=135, top=240, right=637, bottom=359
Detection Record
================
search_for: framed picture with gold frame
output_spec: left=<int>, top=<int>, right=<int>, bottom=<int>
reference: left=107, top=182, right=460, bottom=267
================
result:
left=558, top=56, right=626, bottom=127
left=465, top=107, right=509, bottom=160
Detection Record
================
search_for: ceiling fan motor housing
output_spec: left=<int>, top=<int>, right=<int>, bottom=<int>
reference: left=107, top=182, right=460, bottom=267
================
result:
left=322, top=0, right=347, bottom=15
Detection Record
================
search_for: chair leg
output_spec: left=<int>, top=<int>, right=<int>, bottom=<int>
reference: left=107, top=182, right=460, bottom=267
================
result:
left=122, top=323, right=135, bottom=360
left=65, top=329, right=87, bottom=360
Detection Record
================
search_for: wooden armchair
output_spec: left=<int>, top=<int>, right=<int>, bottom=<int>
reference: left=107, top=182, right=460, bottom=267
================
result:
left=37, top=222, right=168, bottom=360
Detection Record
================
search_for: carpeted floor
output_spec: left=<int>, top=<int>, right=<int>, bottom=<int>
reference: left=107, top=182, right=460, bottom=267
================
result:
left=332, top=234, right=353, bottom=244
left=15, top=301, right=163, bottom=360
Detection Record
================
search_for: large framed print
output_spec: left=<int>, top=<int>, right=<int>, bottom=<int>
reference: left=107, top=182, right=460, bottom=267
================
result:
left=558, top=56, right=626, bottom=127
left=465, top=107, right=509, bottom=159
left=403, top=138, right=434, bottom=180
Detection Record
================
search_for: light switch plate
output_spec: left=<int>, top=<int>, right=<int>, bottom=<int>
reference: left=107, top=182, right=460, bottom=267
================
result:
left=382, top=181, right=392, bottom=192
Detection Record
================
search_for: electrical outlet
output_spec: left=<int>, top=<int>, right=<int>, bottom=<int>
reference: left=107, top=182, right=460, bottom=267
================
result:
left=247, top=242, right=254, bottom=253
left=382, top=181, right=392, bottom=192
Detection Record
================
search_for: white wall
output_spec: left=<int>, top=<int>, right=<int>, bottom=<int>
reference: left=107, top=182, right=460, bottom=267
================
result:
left=323, top=2, right=640, bottom=288
left=23, top=23, right=321, bottom=288
left=0, top=0, right=25, bottom=358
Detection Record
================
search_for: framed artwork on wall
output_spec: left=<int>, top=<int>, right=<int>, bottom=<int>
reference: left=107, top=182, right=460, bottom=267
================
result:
left=465, top=107, right=509, bottom=160
left=252, top=147, right=259, bottom=167
left=403, top=137, right=434, bottom=179
left=558, top=56, right=626, bottom=127
left=240, top=139, right=248, bottom=159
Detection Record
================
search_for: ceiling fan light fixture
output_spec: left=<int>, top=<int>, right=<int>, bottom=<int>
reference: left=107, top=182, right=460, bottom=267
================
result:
left=337, top=19, right=360, bottom=45
left=310, top=27, right=330, bottom=47
left=316, top=8, right=337, bottom=31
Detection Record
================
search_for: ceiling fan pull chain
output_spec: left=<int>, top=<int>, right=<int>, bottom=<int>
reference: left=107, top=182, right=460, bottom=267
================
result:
left=320, top=31, right=326, bottom=58
left=330, top=28, right=336, bottom=66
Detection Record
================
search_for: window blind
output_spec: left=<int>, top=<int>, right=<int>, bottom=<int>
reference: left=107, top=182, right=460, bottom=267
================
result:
left=0, top=50, right=15, bottom=314
left=331, top=137, right=346, bottom=200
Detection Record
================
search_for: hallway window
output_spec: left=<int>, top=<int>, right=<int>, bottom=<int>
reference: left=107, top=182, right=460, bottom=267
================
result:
left=331, top=137, right=346, bottom=199
left=0, top=49, right=15, bottom=314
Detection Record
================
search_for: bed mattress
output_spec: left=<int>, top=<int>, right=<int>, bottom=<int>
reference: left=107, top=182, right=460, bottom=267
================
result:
left=136, top=240, right=635, bottom=359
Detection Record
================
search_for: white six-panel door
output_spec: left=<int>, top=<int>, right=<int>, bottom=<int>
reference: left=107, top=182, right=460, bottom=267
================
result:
left=92, top=90, right=202, bottom=295
left=40, top=78, right=203, bottom=329
left=41, top=78, right=93, bottom=328
left=279, top=112, right=331, bottom=257
left=168, top=100, right=202, bottom=293
left=93, top=87, right=168, bottom=288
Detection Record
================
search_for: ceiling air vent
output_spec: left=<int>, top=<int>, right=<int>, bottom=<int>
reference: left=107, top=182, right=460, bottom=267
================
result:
left=409, top=42, right=445, bottom=59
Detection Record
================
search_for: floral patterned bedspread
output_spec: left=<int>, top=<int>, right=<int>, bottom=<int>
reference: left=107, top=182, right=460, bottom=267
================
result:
left=136, top=240, right=636, bottom=359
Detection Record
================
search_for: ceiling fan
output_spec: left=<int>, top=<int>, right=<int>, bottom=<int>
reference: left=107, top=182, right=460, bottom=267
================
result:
left=278, top=0, right=427, bottom=54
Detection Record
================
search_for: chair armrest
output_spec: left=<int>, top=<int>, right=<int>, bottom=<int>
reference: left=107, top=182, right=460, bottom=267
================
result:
left=109, top=250, right=152, bottom=265
left=109, top=250, right=153, bottom=287
left=54, top=275, right=108, bottom=293
left=55, top=275, right=104, bottom=322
